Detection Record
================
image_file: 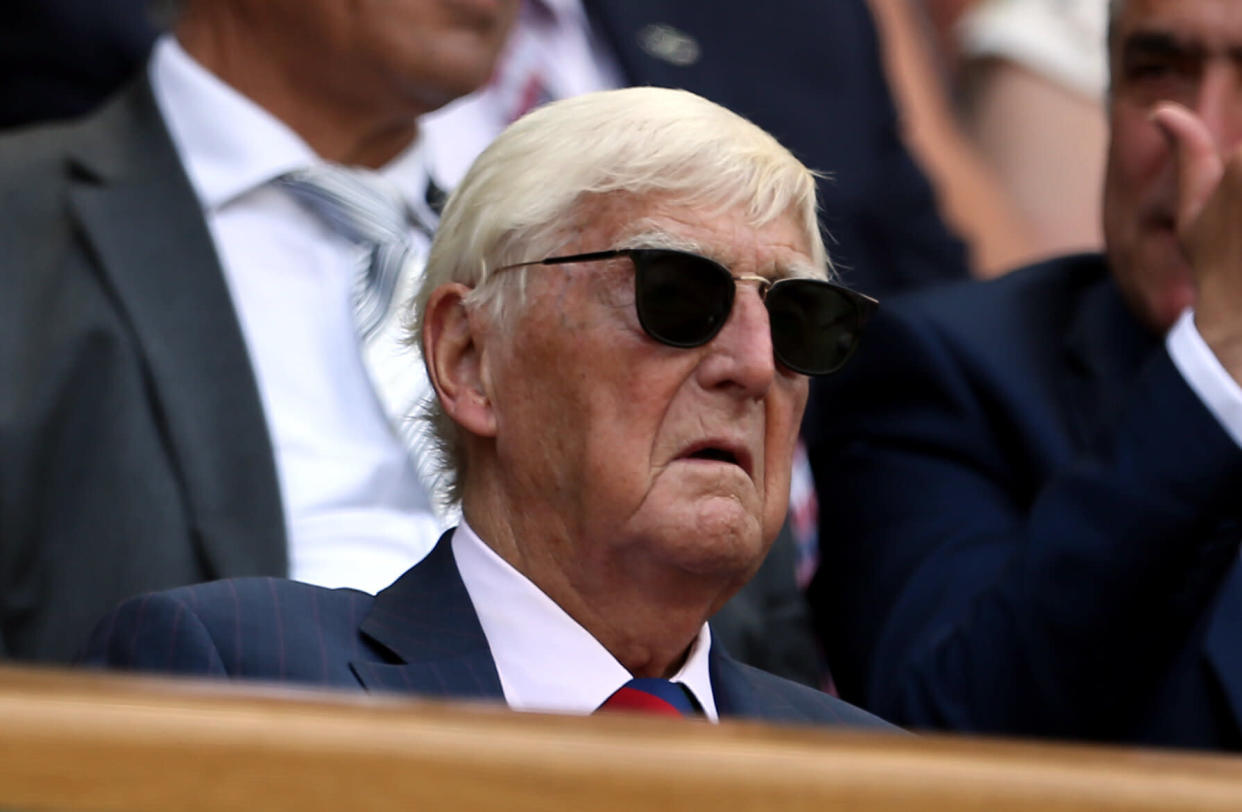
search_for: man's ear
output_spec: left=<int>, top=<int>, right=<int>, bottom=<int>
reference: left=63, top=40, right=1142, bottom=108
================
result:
left=423, top=283, right=497, bottom=438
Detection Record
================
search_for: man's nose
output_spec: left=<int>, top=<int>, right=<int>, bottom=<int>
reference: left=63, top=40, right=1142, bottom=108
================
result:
left=1195, top=61, right=1242, bottom=153
left=696, top=285, right=776, bottom=398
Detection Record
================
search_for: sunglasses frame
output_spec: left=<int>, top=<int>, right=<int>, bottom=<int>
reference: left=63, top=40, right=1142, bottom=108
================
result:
left=491, top=248, right=878, bottom=376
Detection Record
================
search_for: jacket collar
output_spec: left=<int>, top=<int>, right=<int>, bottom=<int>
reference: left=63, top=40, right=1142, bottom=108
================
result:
left=65, top=76, right=286, bottom=578
left=351, top=531, right=505, bottom=700
left=1060, top=267, right=1161, bottom=447
left=1203, top=560, right=1242, bottom=736
left=350, top=530, right=781, bottom=714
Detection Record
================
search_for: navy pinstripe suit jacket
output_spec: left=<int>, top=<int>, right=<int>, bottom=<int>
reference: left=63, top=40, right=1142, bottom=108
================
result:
left=80, top=531, right=891, bottom=728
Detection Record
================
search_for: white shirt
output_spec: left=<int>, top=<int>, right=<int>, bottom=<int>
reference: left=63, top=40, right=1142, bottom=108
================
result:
left=1168, top=309, right=1242, bottom=449
left=420, top=0, right=623, bottom=188
left=149, top=35, right=445, bottom=594
left=452, top=521, right=720, bottom=720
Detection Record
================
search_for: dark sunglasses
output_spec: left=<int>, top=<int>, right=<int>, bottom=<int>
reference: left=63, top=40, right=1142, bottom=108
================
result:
left=492, top=248, right=878, bottom=376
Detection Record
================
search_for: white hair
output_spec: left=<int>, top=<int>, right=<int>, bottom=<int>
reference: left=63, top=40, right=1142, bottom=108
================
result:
left=411, top=86, right=829, bottom=504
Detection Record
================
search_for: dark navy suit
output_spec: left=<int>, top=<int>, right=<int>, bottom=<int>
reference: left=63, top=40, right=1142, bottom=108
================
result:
left=81, top=532, right=891, bottom=729
left=806, top=254, right=1242, bottom=749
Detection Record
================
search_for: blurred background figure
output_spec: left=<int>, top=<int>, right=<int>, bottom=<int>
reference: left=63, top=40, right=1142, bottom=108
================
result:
left=866, top=0, right=1108, bottom=276
left=0, top=0, right=169, bottom=129
left=806, top=0, right=1242, bottom=751
left=422, top=0, right=971, bottom=300
left=5, top=0, right=1106, bottom=286
left=955, top=0, right=1108, bottom=258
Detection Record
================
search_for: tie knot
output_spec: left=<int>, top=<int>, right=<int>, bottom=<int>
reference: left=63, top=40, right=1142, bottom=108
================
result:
left=278, top=164, right=415, bottom=247
left=597, top=678, right=702, bottom=717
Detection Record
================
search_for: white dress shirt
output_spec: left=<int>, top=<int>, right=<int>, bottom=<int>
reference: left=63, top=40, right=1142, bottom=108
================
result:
left=452, top=521, right=720, bottom=720
left=1168, top=309, right=1242, bottom=449
left=149, top=35, right=444, bottom=594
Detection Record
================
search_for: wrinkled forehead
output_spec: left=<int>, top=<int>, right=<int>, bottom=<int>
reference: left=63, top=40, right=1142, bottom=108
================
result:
left=567, top=192, right=823, bottom=281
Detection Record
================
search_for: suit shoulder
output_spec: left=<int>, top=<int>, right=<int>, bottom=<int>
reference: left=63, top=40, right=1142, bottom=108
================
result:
left=157, top=577, right=376, bottom=634
left=0, top=111, right=95, bottom=184
left=0, top=76, right=170, bottom=223
left=731, top=661, right=899, bottom=730
left=82, top=578, right=379, bottom=682
left=0, top=109, right=107, bottom=258
left=157, top=575, right=367, bottom=604
left=829, top=252, right=1110, bottom=388
left=809, top=254, right=1108, bottom=438
left=890, top=253, right=1108, bottom=332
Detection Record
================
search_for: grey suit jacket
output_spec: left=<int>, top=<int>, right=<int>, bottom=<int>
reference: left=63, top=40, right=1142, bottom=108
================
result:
left=0, top=75, right=286, bottom=662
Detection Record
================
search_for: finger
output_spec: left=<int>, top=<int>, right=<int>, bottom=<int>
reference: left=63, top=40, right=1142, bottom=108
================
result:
left=1150, top=101, right=1224, bottom=230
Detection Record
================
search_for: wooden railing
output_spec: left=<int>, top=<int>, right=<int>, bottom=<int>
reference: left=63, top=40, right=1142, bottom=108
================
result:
left=1, top=665, right=1240, bottom=811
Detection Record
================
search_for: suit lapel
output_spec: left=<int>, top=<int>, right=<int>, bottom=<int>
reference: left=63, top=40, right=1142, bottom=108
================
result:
left=1203, top=561, right=1242, bottom=735
left=351, top=531, right=505, bottom=700
left=1059, top=272, right=1161, bottom=449
left=710, top=645, right=799, bottom=721
left=66, top=77, right=285, bottom=578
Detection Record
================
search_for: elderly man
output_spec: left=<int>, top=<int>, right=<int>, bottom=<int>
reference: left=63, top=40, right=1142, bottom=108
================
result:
left=419, top=0, right=971, bottom=688
left=82, top=88, right=887, bottom=726
left=0, top=0, right=517, bottom=662
left=807, top=0, right=1242, bottom=749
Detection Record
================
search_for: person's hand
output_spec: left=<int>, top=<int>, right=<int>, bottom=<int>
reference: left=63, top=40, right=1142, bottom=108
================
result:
left=1152, top=101, right=1242, bottom=382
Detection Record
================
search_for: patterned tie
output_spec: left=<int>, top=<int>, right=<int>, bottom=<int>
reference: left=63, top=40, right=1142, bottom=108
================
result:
left=276, top=166, right=442, bottom=507
left=597, top=678, right=702, bottom=717
left=278, top=166, right=433, bottom=339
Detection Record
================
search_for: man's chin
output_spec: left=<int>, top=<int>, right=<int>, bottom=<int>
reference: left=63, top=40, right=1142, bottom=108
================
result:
left=1138, top=267, right=1196, bottom=332
left=1111, top=241, right=1195, bottom=331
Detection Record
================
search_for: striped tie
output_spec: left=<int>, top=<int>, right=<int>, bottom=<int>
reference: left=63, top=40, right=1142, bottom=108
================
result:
left=597, top=678, right=702, bottom=717
left=276, top=166, right=443, bottom=509
left=278, top=166, right=433, bottom=340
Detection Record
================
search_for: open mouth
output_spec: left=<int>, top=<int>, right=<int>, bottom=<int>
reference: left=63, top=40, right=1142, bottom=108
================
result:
left=688, top=447, right=739, bottom=464
left=678, top=442, right=753, bottom=477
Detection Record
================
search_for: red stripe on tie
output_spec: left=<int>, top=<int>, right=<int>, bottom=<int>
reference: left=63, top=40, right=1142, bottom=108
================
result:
left=597, top=686, right=684, bottom=717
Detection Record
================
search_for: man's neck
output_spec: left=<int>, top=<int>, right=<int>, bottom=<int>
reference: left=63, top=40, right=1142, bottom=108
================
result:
left=174, top=20, right=418, bottom=168
left=462, top=484, right=742, bottom=679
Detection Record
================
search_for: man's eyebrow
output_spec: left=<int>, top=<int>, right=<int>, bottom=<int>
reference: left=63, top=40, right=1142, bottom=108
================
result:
left=1122, top=30, right=1203, bottom=60
left=616, top=230, right=705, bottom=254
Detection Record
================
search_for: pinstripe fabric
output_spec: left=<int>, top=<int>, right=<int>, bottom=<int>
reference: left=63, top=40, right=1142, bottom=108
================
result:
left=79, top=531, right=894, bottom=730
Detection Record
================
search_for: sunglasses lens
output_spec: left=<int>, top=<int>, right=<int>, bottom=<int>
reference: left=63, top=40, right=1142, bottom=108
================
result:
left=766, top=281, right=864, bottom=375
left=633, top=250, right=734, bottom=347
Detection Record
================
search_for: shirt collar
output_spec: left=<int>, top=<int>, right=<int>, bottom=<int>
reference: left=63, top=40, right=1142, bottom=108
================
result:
left=525, top=0, right=585, bottom=28
left=453, top=520, right=718, bottom=720
left=149, top=33, right=433, bottom=222
left=149, top=34, right=315, bottom=209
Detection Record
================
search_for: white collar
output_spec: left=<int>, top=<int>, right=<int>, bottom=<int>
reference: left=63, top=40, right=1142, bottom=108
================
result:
left=149, top=35, right=314, bottom=209
left=149, top=33, right=433, bottom=221
left=452, top=520, right=718, bottom=720
left=525, top=0, right=587, bottom=28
